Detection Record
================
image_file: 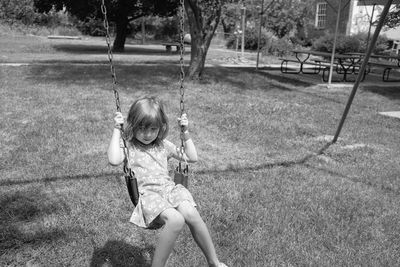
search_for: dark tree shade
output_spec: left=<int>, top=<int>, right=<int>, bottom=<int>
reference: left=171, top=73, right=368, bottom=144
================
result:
left=33, top=0, right=178, bottom=51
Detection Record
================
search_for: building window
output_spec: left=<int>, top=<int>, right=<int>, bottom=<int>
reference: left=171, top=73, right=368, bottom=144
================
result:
left=316, top=2, right=327, bottom=29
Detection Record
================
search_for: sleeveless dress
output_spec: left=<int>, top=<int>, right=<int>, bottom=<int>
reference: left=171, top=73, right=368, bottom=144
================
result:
left=128, top=139, right=196, bottom=228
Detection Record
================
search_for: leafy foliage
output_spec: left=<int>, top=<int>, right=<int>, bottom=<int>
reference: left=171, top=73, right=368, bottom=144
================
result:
left=34, top=0, right=177, bottom=21
left=312, top=33, right=390, bottom=54
left=225, top=27, right=295, bottom=56
left=151, top=16, right=179, bottom=41
left=75, top=17, right=106, bottom=36
left=220, top=0, right=314, bottom=40
left=265, top=0, right=313, bottom=38
left=384, top=4, right=400, bottom=28
left=0, top=0, right=37, bottom=24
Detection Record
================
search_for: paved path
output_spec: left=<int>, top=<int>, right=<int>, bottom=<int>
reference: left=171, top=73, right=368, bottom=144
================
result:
left=379, top=111, right=400, bottom=119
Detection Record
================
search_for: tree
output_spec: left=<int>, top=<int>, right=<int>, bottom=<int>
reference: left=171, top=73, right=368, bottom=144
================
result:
left=263, top=0, right=313, bottom=38
left=185, top=0, right=223, bottom=79
left=220, top=1, right=241, bottom=36
left=34, top=0, right=178, bottom=51
left=33, top=0, right=224, bottom=79
left=1, top=0, right=37, bottom=24
left=384, top=4, right=400, bottom=28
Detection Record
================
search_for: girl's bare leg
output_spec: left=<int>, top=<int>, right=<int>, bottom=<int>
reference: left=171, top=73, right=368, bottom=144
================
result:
left=152, top=208, right=185, bottom=267
left=177, top=202, right=220, bottom=267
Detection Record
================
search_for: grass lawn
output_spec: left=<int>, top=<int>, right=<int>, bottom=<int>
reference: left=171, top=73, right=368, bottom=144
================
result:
left=1, top=32, right=400, bottom=266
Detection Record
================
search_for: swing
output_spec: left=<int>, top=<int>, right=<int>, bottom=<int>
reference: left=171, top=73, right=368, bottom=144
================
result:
left=101, top=0, right=189, bottom=207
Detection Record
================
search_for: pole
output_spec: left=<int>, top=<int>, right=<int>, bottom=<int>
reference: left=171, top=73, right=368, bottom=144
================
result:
left=366, top=4, right=376, bottom=45
left=328, top=0, right=342, bottom=85
left=141, top=16, right=146, bottom=44
left=241, top=5, right=246, bottom=60
left=332, top=0, right=393, bottom=143
left=256, top=0, right=265, bottom=69
left=235, top=27, right=240, bottom=60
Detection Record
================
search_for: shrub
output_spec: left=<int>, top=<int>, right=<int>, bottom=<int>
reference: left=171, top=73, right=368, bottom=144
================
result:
left=225, top=27, right=295, bottom=56
left=225, top=27, right=275, bottom=50
left=76, top=17, right=106, bottom=36
left=0, top=0, right=36, bottom=24
left=268, top=36, right=295, bottom=57
left=352, top=32, right=389, bottom=54
left=312, top=32, right=390, bottom=54
left=312, top=34, right=361, bottom=54
left=295, top=24, right=326, bottom=47
left=152, top=16, right=179, bottom=41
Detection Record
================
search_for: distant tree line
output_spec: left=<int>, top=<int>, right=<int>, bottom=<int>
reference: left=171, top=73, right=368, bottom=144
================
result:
left=2, top=0, right=399, bottom=79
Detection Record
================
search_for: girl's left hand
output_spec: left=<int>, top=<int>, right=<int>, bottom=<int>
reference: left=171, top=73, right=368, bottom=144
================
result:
left=177, top=113, right=189, bottom=132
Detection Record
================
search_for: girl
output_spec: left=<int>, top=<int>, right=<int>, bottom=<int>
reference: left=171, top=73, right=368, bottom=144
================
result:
left=107, top=96, right=227, bottom=267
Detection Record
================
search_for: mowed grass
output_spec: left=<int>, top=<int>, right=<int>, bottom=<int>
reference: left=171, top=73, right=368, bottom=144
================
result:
left=1, top=34, right=400, bottom=266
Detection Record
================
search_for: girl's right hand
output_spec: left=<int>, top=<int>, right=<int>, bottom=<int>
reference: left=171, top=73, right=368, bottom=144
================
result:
left=114, top=112, right=124, bottom=129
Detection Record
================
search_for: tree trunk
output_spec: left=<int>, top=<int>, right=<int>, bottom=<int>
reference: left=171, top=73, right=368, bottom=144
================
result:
left=185, top=0, right=222, bottom=80
left=187, top=31, right=209, bottom=78
left=113, top=15, right=129, bottom=52
left=113, top=0, right=130, bottom=52
left=220, top=18, right=231, bottom=38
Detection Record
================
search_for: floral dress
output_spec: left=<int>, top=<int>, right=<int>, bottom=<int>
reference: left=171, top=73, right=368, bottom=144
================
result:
left=128, top=139, right=196, bottom=228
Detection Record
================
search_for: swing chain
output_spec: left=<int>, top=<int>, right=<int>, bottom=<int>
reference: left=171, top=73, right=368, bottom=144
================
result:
left=178, top=0, right=185, bottom=116
left=178, top=0, right=187, bottom=163
left=101, top=0, right=120, bottom=112
left=101, top=0, right=132, bottom=178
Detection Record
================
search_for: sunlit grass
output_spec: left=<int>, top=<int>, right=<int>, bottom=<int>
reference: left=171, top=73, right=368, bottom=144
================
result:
left=1, top=34, right=400, bottom=266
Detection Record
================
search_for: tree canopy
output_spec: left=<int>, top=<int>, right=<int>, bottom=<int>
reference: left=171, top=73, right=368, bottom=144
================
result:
left=34, top=0, right=178, bottom=50
left=220, top=0, right=314, bottom=39
left=34, top=0, right=176, bottom=21
left=385, top=4, right=400, bottom=28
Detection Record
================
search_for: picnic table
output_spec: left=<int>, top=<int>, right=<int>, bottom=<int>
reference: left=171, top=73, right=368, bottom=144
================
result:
left=280, top=50, right=366, bottom=82
left=345, top=52, right=400, bottom=82
left=161, top=42, right=181, bottom=52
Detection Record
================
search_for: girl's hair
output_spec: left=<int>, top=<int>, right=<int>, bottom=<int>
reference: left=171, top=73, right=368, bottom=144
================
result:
left=124, top=96, right=169, bottom=147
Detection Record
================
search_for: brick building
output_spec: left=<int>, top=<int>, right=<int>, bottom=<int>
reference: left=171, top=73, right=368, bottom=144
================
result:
left=312, top=0, right=400, bottom=36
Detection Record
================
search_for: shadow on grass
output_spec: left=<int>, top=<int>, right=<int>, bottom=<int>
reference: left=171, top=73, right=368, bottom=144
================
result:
left=52, top=43, right=190, bottom=56
left=1, top=143, right=334, bottom=187
left=25, top=63, right=183, bottom=91
left=25, top=63, right=312, bottom=94
left=362, top=85, right=400, bottom=100
left=0, top=172, right=122, bottom=186
left=90, top=240, right=152, bottom=267
left=0, top=189, right=67, bottom=252
left=242, top=67, right=314, bottom=87
left=197, top=141, right=333, bottom=174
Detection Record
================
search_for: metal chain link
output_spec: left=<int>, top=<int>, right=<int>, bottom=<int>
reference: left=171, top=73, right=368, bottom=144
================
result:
left=102, top=0, right=186, bottom=175
left=101, top=0, right=120, bottom=112
left=178, top=0, right=187, bottom=159
left=178, top=0, right=186, bottom=116
left=101, top=0, right=132, bottom=177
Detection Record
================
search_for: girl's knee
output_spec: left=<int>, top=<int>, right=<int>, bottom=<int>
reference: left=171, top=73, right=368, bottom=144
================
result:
left=160, top=209, right=185, bottom=231
left=178, top=202, right=202, bottom=225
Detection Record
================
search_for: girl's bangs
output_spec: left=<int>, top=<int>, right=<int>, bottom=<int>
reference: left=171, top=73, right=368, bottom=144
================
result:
left=138, top=110, right=163, bottom=128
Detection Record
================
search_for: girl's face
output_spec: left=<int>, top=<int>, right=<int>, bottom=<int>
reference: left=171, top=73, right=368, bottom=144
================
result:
left=135, top=125, right=160, bottom=145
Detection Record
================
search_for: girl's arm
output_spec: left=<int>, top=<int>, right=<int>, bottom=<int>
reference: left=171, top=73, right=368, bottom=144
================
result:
left=175, top=113, right=198, bottom=163
left=107, top=112, right=126, bottom=166
left=180, top=130, right=198, bottom=163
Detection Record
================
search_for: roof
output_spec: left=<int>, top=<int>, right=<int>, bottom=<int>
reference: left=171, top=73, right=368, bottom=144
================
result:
left=357, top=0, right=400, bottom=5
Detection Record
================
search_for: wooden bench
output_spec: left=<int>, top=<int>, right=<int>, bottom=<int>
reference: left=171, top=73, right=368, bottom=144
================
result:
left=161, top=42, right=181, bottom=52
